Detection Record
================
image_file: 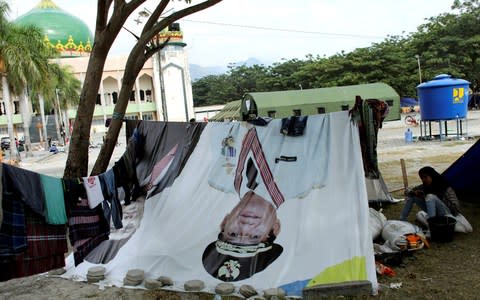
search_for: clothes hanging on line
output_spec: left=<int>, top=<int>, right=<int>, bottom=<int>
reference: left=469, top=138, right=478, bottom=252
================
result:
left=99, top=169, right=123, bottom=229
left=63, top=178, right=110, bottom=266
left=40, top=174, right=68, bottom=225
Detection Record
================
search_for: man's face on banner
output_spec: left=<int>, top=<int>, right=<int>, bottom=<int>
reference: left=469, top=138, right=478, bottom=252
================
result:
left=220, top=191, right=281, bottom=245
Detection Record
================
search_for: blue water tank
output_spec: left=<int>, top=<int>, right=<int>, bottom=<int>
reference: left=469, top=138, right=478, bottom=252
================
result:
left=417, top=74, right=470, bottom=120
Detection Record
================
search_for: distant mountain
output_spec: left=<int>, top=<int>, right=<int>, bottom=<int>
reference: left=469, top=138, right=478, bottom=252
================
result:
left=189, top=64, right=227, bottom=81
left=189, top=57, right=266, bottom=81
left=231, top=57, right=264, bottom=67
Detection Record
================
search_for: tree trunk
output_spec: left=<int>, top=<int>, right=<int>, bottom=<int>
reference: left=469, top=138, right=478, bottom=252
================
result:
left=1, top=75, right=19, bottom=161
left=66, top=0, right=224, bottom=178
left=63, top=108, right=70, bottom=143
left=91, top=55, right=146, bottom=175
left=53, top=90, right=62, bottom=143
left=62, top=0, right=136, bottom=179
left=90, top=0, right=224, bottom=175
left=63, top=50, right=110, bottom=178
left=20, top=89, right=33, bottom=157
left=39, top=94, right=48, bottom=150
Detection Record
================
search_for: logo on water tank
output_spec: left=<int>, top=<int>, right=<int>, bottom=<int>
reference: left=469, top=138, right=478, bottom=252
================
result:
left=453, top=88, right=465, bottom=103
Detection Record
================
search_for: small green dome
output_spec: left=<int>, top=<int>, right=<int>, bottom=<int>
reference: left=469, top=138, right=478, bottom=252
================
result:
left=14, top=0, right=93, bottom=56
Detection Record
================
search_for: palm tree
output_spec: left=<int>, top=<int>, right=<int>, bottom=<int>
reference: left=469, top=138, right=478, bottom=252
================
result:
left=55, top=65, right=81, bottom=144
left=0, top=0, right=53, bottom=157
left=43, top=63, right=81, bottom=144
left=10, top=26, right=54, bottom=155
left=0, top=1, right=9, bottom=143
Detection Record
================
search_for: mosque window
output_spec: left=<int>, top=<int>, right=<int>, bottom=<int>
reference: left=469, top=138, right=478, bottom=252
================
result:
left=146, top=90, right=152, bottom=102
left=125, top=115, right=139, bottom=120
left=142, top=113, right=153, bottom=120
left=341, top=104, right=349, bottom=111
left=140, top=90, right=145, bottom=101
left=317, top=107, right=326, bottom=114
left=14, top=101, right=20, bottom=114
left=130, top=91, right=135, bottom=102
left=96, top=94, right=101, bottom=105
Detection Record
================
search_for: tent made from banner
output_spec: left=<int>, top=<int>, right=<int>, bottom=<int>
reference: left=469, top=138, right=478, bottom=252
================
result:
left=241, top=82, right=400, bottom=121
left=443, top=138, right=480, bottom=202
left=212, top=96, right=396, bottom=203
left=64, top=112, right=378, bottom=297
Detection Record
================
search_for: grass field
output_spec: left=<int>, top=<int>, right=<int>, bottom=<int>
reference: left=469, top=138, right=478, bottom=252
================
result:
left=372, top=137, right=480, bottom=299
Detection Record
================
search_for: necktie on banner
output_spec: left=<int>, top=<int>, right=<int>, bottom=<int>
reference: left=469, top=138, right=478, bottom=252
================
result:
left=234, top=127, right=284, bottom=208
left=208, top=116, right=329, bottom=201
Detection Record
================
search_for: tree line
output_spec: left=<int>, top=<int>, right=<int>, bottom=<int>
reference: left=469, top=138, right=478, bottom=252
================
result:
left=192, top=0, right=480, bottom=107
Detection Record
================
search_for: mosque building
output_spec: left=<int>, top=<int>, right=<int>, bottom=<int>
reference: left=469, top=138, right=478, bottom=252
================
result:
left=0, top=0, right=195, bottom=138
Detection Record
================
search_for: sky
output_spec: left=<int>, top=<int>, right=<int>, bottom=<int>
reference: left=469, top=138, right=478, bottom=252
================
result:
left=7, top=0, right=455, bottom=67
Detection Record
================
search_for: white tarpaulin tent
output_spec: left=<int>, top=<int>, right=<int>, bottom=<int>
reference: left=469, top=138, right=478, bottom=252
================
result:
left=64, top=112, right=377, bottom=296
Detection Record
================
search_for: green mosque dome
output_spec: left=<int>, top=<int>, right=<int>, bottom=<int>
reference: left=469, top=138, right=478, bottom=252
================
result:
left=14, top=0, right=94, bottom=57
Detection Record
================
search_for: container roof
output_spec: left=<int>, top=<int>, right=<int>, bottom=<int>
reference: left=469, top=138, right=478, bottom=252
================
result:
left=417, top=74, right=470, bottom=89
left=245, top=82, right=399, bottom=108
left=209, top=100, right=242, bottom=121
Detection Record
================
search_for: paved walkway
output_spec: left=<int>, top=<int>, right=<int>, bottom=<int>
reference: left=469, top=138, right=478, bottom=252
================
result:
left=2, top=134, right=126, bottom=177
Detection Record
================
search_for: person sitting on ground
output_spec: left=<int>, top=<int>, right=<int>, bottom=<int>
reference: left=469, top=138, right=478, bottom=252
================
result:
left=400, top=166, right=460, bottom=222
left=49, top=142, right=58, bottom=154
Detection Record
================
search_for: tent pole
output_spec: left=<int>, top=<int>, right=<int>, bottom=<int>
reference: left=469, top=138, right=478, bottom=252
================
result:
left=400, top=158, right=408, bottom=191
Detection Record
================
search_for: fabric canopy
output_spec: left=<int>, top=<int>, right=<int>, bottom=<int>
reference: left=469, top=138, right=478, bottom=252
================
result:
left=64, top=112, right=377, bottom=296
left=443, top=138, right=480, bottom=201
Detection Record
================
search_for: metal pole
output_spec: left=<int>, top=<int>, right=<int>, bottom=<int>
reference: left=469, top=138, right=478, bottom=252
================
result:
left=158, top=51, right=168, bottom=121
left=415, top=55, right=422, bottom=84
left=39, top=94, right=48, bottom=150
left=400, top=158, right=409, bottom=191
left=54, top=89, right=62, bottom=142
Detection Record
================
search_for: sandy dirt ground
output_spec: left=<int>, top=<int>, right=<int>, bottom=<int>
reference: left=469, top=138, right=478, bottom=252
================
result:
left=1, top=111, right=480, bottom=299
